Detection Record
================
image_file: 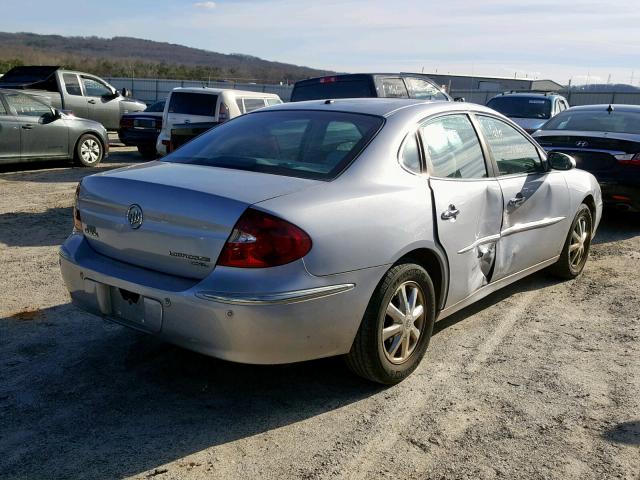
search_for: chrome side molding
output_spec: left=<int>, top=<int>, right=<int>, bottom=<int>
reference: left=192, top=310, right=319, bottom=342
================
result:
left=197, top=283, right=356, bottom=305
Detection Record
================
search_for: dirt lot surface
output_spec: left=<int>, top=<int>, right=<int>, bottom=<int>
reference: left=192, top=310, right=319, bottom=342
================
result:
left=1, top=148, right=638, bottom=480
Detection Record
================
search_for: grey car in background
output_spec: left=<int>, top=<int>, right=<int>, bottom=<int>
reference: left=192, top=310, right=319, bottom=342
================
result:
left=60, top=99, right=602, bottom=384
left=0, top=89, right=109, bottom=166
left=486, top=92, right=570, bottom=133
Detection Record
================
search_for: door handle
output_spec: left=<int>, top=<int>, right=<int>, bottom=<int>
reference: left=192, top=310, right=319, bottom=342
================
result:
left=441, top=204, right=460, bottom=220
left=87, top=99, right=96, bottom=104
left=21, top=124, right=34, bottom=130
left=508, top=193, right=526, bottom=208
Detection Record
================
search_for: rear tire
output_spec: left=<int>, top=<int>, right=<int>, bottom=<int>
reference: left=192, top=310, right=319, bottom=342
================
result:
left=346, top=261, right=436, bottom=385
left=137, top=145, right=157, bottom=159
left=75, top=134, right=104, bottom=167
left=549, top=204, right=593, bottom=279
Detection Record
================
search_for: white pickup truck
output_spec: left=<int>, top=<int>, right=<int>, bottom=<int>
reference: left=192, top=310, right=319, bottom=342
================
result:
left=0, top=66, right=146, bottom=130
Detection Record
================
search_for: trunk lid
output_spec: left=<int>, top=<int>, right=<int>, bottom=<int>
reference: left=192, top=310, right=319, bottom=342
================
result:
left=78, top=161, right=319, bottom=279
left=534, top=130, right=640, bottom=173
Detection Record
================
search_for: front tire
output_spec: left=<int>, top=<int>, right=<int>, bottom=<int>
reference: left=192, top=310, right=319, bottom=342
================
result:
left=75, top=134, right=104, bottom=167
left=549, top=204, right=593, bottom=279
left=346, top=262, right=436, bottom=385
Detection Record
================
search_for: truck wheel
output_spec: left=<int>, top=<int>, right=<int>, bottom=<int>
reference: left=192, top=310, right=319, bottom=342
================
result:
left=137, top=146, right=157, bottom=159
left=346, top=261, right=436, bottom=385
left=75, top=134, right=104, bottom=167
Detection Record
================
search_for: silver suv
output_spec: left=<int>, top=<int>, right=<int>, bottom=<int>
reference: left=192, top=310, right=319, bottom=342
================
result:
left=486, top=92, right=569, bottom=134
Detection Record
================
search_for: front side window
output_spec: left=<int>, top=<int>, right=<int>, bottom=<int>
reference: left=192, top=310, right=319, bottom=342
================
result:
left=63, top=74, right=83, bottom=96
left=380, top=78, right=409, bottom=98
left=243, top=98, right=267, bottom=113
left=82, top=77, right=112, bottom=97
left=477, top=116, right=542, bottom=175
left=166, top=110, right=384, bottom=180
left=420, top=114, right=487, bottom=179
left=0, top=98, right=7, bottom=115
left=5, top=93, right=52, bottom=117
left=405, top=77, right=448, bottom=101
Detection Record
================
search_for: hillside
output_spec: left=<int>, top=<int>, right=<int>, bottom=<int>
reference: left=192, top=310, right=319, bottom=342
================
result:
left=0, top=32, right=333, bottom=83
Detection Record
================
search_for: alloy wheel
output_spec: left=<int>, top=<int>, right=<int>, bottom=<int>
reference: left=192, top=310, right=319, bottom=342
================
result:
left=381, top=281, right=426, bottom=364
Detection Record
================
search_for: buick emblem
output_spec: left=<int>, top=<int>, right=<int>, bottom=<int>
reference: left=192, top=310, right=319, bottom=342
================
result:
left=127, top=204, right=143, bottom=229
left=576, top=140, right=589, bottom=148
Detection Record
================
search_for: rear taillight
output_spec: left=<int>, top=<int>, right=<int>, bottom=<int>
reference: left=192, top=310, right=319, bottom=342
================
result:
left=120, top=117, right=134, bottom=129
left=615, top=153, right=640, bottom=166
left=156, top=119, right=163, bottom=130
left=217, top=209, right=312, bottom=268
left=218, top=102, right=230, bottom=123
left=320, top=76, right=338, bottom=83
left=73, top=182, right=82, bottom=232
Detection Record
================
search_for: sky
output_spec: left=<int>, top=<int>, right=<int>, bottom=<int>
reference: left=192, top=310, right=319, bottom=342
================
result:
left=1, top=0, right=639, bottom=86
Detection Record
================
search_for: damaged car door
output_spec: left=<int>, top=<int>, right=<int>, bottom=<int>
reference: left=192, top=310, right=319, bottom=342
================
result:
left=474, top=115, right=571, bottom=280
left=421, top=113, right=503, bottom=308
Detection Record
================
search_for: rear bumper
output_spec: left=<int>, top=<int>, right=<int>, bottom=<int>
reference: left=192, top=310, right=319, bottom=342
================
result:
left=59, top=234, right=384, bottom=364
left=117, top=128, right=159, bottom=148
left=599, top=180, right=640, bottom=211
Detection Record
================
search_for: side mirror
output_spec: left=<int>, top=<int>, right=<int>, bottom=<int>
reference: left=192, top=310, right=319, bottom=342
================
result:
left=547, top=151, right=576, bottom=170
left=453, top=97, right=466, bottom=102
left=41, top=107, right=61, bottom=124
left=121, top=88, right=131, bottom=98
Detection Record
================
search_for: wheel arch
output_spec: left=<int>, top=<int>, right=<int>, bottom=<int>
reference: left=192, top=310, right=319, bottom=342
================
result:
left=395, top=247, right=448, bottom=312
left=582, top=194, right=596, bottom=229
left=73, top=130, right=106, bottom=159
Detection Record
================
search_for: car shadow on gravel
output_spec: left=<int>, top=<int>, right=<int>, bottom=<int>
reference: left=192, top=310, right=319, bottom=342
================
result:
left=0, top=150, right=141, bottom=179
left=0, top=207, right=73, bottom=247
left=593, top=209, right=640, bottom=245
left=0, top=306, right=383, bottom=479
left=433, top=271, right=558, bottom=335
left=602, top=421, right=640, bottom=445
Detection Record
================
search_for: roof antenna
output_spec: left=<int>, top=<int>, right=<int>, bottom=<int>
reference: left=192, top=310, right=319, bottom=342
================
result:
left=607, top=104, right=614, bottom=114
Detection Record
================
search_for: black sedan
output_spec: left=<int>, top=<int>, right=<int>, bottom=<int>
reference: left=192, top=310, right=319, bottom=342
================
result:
left=117, top=100, right=164, bottom=158
left=533, top=104, right=640, bottom=211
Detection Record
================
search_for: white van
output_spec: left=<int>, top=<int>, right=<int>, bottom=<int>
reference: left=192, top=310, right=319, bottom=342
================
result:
left=156, top=87, right=283, bottom=156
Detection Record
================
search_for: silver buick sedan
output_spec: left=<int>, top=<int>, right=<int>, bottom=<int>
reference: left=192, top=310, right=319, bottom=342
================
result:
left=60, top=99, right=602, bottom=384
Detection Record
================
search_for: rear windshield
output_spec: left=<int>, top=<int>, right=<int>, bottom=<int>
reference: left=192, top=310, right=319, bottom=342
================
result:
left=291, top=80, right=375, bottom=102
left=487, top=96, right=552, bottom=119
left=164, top=110, right=384, bottom=180
left=168, top=92, right=218, bottom=116
left=541, top=109, right=640, bottom=134
left=145, top=100, right=165, bottom=112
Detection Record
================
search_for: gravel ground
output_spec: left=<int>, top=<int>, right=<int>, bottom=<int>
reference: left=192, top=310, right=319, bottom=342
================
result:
left=0, top=149, right=638, bottom=479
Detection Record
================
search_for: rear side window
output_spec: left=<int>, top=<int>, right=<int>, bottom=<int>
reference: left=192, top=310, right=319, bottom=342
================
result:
left=0, top=98, right=6, bottom=115
left=405, top=77, right=448, bottom=101
left=63, top=74, right=82, bottom=96
left=421, top=114, right=487, bottom=179
left=400, top=135, right=422, bottom=174
left=290, top=79, right=375, bottom=101
left=266, top=98, right=282, bottom=106
left=166, top=110, right=384, bottom=180
left=477, top=116, right=541, bottom=175
left=243, top=98, right=266, bottom=113
left=380, top=78, right=409, bottom=98
left=168, top=92, right=218, bottom=116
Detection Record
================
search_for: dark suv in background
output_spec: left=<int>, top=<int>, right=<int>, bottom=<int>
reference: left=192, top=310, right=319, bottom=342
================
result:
left=290, top=73, right=454, bottom=102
